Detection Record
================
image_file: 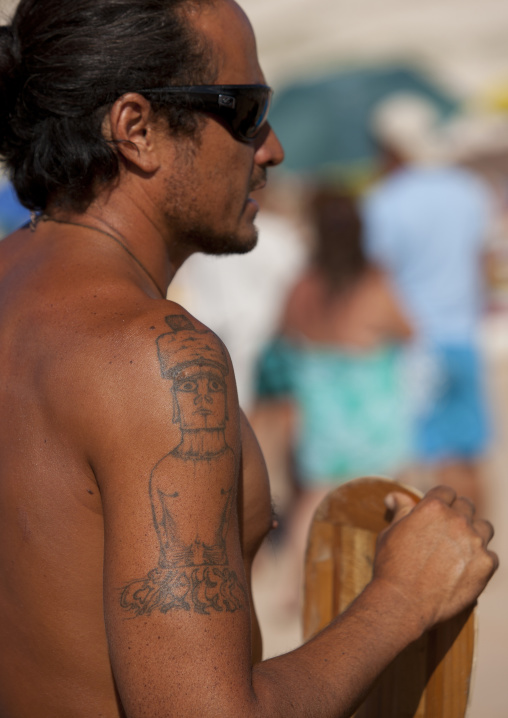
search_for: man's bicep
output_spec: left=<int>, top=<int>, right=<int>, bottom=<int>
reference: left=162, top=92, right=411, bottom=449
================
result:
left=97, top=312, right=253, bottom=716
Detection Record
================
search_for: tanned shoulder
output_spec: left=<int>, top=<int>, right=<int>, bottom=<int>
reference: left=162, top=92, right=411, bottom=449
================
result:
left=79, top=299, right=246, bottom=610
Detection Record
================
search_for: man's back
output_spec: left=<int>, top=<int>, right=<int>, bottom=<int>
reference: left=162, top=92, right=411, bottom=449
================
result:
left=0, top=224, right=149, bottom=716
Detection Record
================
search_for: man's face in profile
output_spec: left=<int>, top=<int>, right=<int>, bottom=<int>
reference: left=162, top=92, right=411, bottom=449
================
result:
left=158, top=0, right=283, bottom=258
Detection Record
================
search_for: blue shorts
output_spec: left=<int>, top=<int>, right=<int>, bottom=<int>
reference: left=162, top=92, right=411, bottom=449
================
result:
left=414, top=343, right=490, bottom=462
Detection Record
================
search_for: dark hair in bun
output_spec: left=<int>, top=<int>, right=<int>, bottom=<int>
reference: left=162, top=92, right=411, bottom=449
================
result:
left=0, top=24, right=22, bottom=126
left=0, top=0, right=216, bottom=213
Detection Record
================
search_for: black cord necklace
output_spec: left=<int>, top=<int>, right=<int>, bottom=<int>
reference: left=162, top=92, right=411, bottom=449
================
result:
left=31, top=213, right=166, bottom=299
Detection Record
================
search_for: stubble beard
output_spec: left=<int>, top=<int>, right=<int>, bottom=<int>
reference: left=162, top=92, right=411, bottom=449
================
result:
left=163, top=159, right=264, bottom=258
left=186, top=224, right=259, bottom=256
left=164, top=193, right=260, bottom=258
left=165, top=210, right=259, bottom=257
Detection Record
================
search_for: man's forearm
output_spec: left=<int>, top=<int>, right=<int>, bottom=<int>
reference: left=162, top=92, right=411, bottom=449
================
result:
left=250, top=578, right=422, bottom=718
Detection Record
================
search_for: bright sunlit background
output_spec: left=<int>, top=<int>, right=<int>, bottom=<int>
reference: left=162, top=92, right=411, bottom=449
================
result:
left=238, top=0, right=508, bottom=98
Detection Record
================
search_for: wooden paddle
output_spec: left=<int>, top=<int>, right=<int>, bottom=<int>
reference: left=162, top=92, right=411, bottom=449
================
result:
left=303, top=477, right=476, bottom=718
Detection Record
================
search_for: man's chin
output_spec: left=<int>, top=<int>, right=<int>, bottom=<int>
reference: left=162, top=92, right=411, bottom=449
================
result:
left=219, top=233, right=258, bottom=256
left=191, top=227, right=259, bottom=257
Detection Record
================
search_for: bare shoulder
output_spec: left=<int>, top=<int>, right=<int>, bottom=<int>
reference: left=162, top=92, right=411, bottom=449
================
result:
left=63, top=297, right=242, bottom=485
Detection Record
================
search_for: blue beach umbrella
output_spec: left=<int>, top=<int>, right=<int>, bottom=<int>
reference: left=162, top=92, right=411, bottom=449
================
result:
left=270, top=64, right=460, bottom=184
left=0, top=180, right=30, bottom=238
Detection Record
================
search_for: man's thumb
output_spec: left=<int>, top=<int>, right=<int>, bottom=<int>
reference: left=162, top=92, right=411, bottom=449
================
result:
left=385, top=491, right=418, bottom=524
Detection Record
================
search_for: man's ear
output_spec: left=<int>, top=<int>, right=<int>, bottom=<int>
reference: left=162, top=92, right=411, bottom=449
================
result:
left=104, top=93, right=163, bottom=174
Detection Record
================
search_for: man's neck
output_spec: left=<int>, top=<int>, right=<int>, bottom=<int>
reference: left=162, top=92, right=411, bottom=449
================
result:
left=47, top=178, right=194, bottom=297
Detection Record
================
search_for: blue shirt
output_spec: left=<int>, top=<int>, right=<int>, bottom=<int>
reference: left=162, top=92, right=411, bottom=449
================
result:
left=362, top=166, right=492, bottom=343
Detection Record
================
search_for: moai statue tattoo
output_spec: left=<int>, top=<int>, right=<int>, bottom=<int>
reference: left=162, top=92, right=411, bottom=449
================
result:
left=121, top=315, right=246, bottom=616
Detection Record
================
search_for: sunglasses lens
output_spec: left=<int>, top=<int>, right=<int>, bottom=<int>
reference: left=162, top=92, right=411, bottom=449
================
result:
left=229, top=88, right=272, bottom=140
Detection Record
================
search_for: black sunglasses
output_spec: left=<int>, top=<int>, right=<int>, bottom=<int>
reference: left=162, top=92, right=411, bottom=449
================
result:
left=137, top=84, right=272, bottom=143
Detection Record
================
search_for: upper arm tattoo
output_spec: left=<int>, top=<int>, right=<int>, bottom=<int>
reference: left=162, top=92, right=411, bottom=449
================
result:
left=120, top=315, right=246, bottom=617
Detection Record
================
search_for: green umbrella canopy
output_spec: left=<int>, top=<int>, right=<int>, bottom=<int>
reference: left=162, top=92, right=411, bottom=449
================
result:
left=269, top=64, right=460, bottom=180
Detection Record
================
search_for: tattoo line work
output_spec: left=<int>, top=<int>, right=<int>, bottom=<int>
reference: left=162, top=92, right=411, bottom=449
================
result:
left=121, top=315, right=246, bottom=616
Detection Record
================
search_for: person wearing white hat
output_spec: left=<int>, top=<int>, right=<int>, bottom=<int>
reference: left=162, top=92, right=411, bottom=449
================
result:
left=362, top=92, right=494, bottom=510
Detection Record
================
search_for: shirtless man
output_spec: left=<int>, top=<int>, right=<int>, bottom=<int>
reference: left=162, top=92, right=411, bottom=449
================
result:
left=0, top=1, right=498, bottom=717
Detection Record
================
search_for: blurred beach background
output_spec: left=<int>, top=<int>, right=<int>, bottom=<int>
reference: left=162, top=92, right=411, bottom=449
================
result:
left=235, top=4, right=508, bottom=717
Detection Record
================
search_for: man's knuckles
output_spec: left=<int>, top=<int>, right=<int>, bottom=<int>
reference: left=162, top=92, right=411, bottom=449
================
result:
left=416, top=493, right=456, bottom=525
left=424, top=485, right=457, bottom=506
left=473, top=518, right=494, bottom=544
left=453, top=496, right=476, bottom=518
left=486, top=549, right=500, bottom=575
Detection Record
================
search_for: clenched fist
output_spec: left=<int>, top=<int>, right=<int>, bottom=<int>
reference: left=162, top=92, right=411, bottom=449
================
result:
left=372, top=485, right=498, bottom=634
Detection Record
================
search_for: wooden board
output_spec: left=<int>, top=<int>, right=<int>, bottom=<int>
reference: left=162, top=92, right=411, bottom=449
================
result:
left=303, top=477, right=476, bottom=718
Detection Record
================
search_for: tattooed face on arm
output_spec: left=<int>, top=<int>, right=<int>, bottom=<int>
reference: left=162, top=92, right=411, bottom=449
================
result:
left=173, top=367, right=227, bottom=431
left=120, top=315, right=246, bottom=617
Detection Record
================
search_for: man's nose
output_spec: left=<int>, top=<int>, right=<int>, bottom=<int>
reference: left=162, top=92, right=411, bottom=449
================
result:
left=254, top=123, right=284, bottom=168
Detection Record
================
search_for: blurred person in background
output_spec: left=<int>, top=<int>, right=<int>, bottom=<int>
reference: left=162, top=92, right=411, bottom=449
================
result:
left=251, top=188, right=413, bottom=609
left=362, top=93, right=495, bottom=512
